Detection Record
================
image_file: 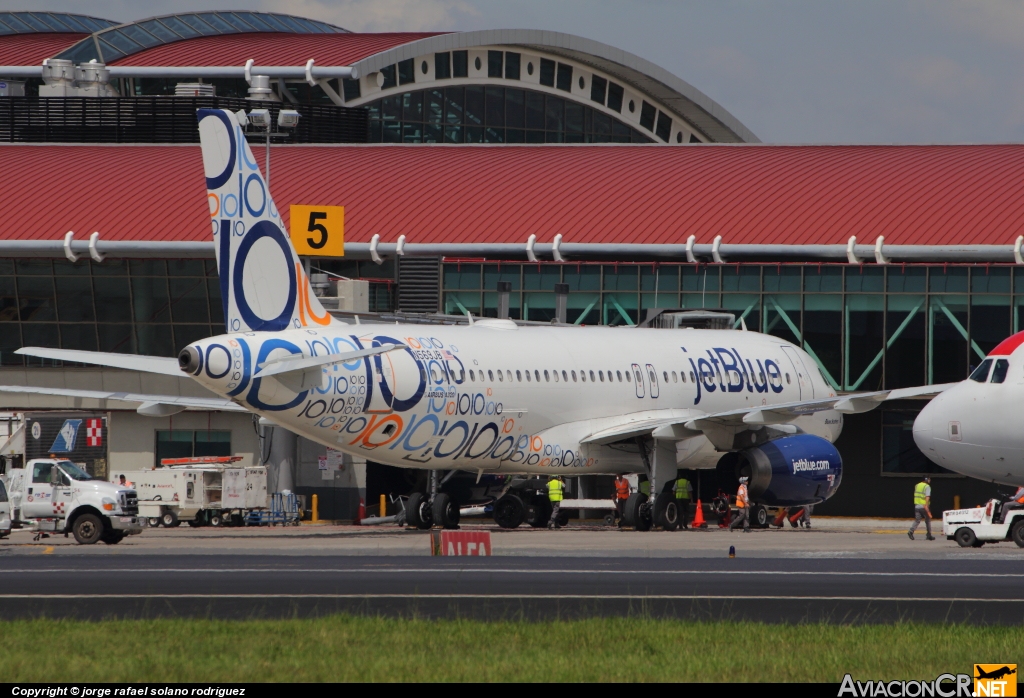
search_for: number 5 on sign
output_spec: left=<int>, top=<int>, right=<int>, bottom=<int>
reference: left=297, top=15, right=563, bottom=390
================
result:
left=289, top=205, right=344, bottom=257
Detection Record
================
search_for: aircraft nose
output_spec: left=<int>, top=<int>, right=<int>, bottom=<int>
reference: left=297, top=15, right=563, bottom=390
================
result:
left=913, top=391, right=947, bottom=452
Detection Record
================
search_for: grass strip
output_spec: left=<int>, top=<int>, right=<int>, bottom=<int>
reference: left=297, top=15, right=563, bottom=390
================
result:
left=1, top=616, right=1017, bottom=682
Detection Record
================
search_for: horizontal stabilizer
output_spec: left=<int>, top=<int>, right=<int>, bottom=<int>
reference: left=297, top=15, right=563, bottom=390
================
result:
left=15, top=347, right=182, bottom=376
left=0, top=385, right=245, bottom=414
left=256, top=343, right=407, bottom=378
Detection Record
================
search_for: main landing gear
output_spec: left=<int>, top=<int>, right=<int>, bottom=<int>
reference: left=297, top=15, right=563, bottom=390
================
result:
left=406, top=470, right=461, bottom=530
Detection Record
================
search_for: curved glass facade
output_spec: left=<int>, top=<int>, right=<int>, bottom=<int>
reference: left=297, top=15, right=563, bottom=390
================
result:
left=366, top=87, right=653, bottom=144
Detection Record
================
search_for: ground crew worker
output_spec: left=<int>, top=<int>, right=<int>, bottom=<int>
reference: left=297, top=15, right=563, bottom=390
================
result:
left=673, top=476, right=693, bottom=529
left=613, top=474, right=630, bottom=521
left=547, top=475, right=564, bottom=529
left=908, top=476, right=934, bottom=540
left=1000, top=486, right=1024, bottom=523
left=729, top=476, right=750, bottom=532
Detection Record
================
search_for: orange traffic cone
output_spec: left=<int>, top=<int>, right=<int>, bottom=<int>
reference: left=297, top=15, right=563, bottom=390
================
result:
left=355, top=497, right=366, bottom=525
left=691, top=499, right=707, bottom=529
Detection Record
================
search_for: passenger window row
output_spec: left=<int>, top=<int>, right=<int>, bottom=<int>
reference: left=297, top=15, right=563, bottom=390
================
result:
left=419, top=366, right=702, bottom=385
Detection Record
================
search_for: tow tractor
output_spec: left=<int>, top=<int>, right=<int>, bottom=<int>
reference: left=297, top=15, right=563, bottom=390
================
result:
left=943, top=499, right=1024, bottom=548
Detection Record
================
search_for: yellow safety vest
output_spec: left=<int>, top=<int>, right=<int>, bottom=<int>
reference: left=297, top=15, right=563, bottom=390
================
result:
left=547, top=479, right=563, bottom=503
left=675, top=478, right=691, bottom=499
left=913, top=482, right=929, bottom=506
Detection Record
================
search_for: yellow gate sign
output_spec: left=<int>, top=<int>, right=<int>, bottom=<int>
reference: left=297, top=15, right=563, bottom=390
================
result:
left=290, top=205, right=344, bottom=256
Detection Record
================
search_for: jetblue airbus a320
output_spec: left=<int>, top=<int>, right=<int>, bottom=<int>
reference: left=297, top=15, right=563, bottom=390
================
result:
left=3, top=109, right=952, bottom=530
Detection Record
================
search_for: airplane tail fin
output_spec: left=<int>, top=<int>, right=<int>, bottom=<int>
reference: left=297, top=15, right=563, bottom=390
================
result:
left=198, top=108, right=334, bottom=333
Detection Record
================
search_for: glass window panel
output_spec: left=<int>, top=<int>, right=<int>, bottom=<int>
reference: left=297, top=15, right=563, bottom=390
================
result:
left=567, top=293, right=600, bottom=325
left=655, top=112, right=672, bottom=141
left=92, top=276, right=132, bottom=321
left=101, top=30, right=143, bottom=54
left=402, top=91, right=423, bottom=122
left=444, top=292, right=480, bottom=316
left=445, top=86, right=464, bottom=125
left=545, top=95, right=563, bottom=132
left=156, top=431, right=196, bottom=462
left=846, top=295, right=884, bottom=390
left=562, top=266, right=600, bottom=292
left=763, top=266, right=801, bottom=292
left=452, top=50, right=468, bottom=78
left=539, top=58, right=555, bottom=87
left=447, top=264, right=481, bottom=290
left=0, top=13, right=34, bottom=32
left=482, top=291, right=521, bottom=320
left=640, top=266, right=679, bottom=293
left=846, top=266, right=884, bottom=293
left=136, top=324, right=174, bottom=357
left=881, top=410, right=950, bottom=475
left=403, top=123, right=423, bottom=143
left=565, top=102, right=584, bottom=133
left=804, top=266, right=843, bottom=293
left=380, top=65, right=397, bottom=90
left=607, top=82, right=624, bottom=112
left=95, top=39, right=126, bottom=62
left=434, top=52, right=451, bottom=80
left=803, top=294, right=841, bottom=387
left=523, top=292, right=555, bottom=323
left=971, top=295, right=1011, bottom=358
left=196, top=13, right=235, bottom=33
left=590, top=75, right=607, bottom=105
left=118, top=25, right=159, bottom=48
left=426, top=89, right=443, bottom=124
left=176, top=14, right=217, bottom=36
left=506, top=128, right=525, bottom=143
left=484, top=86, right=504, bottom=126
left=483, top=265, right=521, bottom=291
left=17, top=276, right=56, bottom=322
left=55, top=277, right=95, bottom=322
left=681, top=265, right=720, bottom=292
left=169, top=278, right=210, bottom=324
left=488, top=50, right=503, bottom=78
left=602, top=266, right=638, bottom=292
left=166, top=260, right=205, bottom=277
left=16, top=259, right=52, bottom=275
left=398, top=58, right=415, bottom=85
left=464, top=86, right=484, bottom=126
left=525, top=130, right=544, bottom=144
left=17, top=13, right=51, bottom=30
left=207, top=278, right=224, bottom=327
left=721, top=293, right=760, bottom=332
left=234, top=12, right=274, bottom=30
left=217, top=12, right=254, bottom=31
left=59, top=324, right=97, bottom=352
left=129, top=260, right=166, bottom=276
left=343, top=78, right=361, bottom=102
left=556, top=63, right=573, bottom=92
left=157, top=16, right=199, bottom=38
left=929, top=267, right=968, bottom=293
left=0, top=323, right=23, bottom=365
left=174, top=325, right=212, bottom=350
left=505, top=52, right=520, bottom=80
left=132, top=277, right=170, bottom=323
left=91, top=259, right=127, bottom=276
left=0, top=275, right=17, bottom=322
left=523, top=266, right=560, bottom=291
left=444, top=126, right=464, bottom=144
left=885, top=295, right=926, bottom=389
left=0, top=260, right=13, bottom=275
left=641, top=294, right=681, bottom=320
left=886, top=266, right=926, bottom=293
left=21, top=323, right=59, bottom=351
left=972, top=267, right=1011, bottom=293
left=639, top=101, right=656, bottom=130
left=721, top=265, right=759, bottom=292
left=525, top=91, right=544, bottom=129
left=929, top=295, right=969, bottom=383
left=505, top=88, right=525, bottom=128
left=602, top=293, right=637, bottom=326
left=423, top=124, right=442, bottom=143
left=258, top=14, right=292, bottom=31
left=763, top=295, right=801, bottom=345
left=194, top=431, right=232, bottom=458
left=52, top=259, right=90, bottom=276
left=97, top=324, right=136, bottom=354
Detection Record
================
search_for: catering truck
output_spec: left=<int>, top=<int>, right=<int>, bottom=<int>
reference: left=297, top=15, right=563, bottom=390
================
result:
left=121, top=457, right=268, bottom=527
left=3, top=458, right=143, bottom=544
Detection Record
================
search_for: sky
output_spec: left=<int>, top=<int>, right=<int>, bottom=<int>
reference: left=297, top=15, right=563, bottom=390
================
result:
left=6, top=0, right=1024, bottom=144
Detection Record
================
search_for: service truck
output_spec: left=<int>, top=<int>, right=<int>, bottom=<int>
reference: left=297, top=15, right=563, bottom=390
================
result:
left=943, top=498, right=1024, bottom=548
left=4, top=458, right=143, bottom=544
left=122, top=457, right=268, bottom=527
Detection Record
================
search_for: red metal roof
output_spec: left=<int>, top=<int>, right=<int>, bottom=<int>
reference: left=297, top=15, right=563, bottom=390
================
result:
left=0, top=32, right=87, bottom=65
left=111, top=32, right=443, bottom=67
left=3, top=143, right=1024, bottom=246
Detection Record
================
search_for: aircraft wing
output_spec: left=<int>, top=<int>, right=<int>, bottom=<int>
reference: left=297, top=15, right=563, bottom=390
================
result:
left=0, top=385, right=246, bottom=415
left=16, top=347, right=182, bottom=376
left=580, top=383, right=957, bottom=445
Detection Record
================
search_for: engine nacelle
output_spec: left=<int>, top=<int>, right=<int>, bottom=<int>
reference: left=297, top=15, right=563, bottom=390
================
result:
left=736, top=434, right=842, bottom=506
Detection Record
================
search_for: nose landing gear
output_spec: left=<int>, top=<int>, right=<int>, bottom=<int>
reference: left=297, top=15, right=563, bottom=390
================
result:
left=406, top=470, right=461, bottom=530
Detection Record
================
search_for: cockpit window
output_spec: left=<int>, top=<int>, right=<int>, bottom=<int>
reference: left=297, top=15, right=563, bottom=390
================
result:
left=969, top=358, right=993, bottom=383
left=991, top=359, right=1010, bottom=384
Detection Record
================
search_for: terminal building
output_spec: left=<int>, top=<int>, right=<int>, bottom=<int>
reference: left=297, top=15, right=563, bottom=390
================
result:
left=0, top=10, right=1019, bottom=518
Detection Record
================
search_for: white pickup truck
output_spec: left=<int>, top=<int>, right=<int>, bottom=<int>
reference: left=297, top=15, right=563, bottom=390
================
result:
left=4, top=458, right=144, bottom=544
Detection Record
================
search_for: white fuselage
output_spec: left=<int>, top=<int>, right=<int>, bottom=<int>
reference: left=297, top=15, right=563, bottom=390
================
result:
left=186, top=321, right=840, bottom=475
left=914, top=354, right=1024, bottom=486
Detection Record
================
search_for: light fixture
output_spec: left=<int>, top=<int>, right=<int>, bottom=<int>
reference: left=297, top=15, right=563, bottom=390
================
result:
left=277, top=109, right=301, bottom=129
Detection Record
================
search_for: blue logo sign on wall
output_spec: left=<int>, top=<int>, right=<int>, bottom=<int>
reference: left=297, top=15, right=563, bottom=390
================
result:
left=49, top=419, right=82, bottom=453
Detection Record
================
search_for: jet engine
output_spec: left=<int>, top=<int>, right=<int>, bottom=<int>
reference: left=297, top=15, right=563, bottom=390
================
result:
left=718, top=434, right=842, bottom=506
